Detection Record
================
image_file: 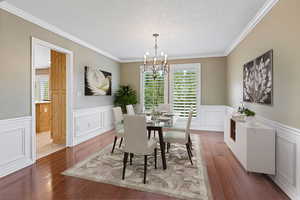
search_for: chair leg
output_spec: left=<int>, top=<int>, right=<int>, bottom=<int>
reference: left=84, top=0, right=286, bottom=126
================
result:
left=186, top=144, right=193, bottom=165
left=119, top=137, right=123, bottom=148
left=154, top=148, right=157, bottom=169
left=167, top=142, right=170, bottom=153
left=188, top=144, right=193, bottom=157
left=130, top=153, right=133, bottom=165
left=111, top=136, right=117, bottom=153
left=122, top=152, right=129, bottom=180
left=144, top=155, right=147, bottom=184
left=148, top=130, right=151, bottom=139
left=188, top=135, right=193, bottom=150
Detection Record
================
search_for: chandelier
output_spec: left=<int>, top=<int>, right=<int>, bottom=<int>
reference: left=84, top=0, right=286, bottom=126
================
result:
left=143, top=33, right=169, bottom=79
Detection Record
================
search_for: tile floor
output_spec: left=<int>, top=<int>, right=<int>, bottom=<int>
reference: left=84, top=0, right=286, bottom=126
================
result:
left=36, top=131, right=65, bottom=159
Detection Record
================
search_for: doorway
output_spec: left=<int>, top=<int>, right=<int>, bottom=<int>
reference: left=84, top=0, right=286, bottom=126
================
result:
left=31, top=38, right=74, bottom=160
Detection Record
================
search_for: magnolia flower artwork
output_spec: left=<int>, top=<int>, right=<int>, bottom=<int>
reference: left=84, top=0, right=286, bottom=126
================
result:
left=243, top=50, right=273, bottom=104
left=84, top=66, right=112, bottom=96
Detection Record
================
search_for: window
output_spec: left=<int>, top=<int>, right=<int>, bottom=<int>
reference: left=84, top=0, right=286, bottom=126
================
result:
left=141, top=71, right=166, bottom=110
left=140, top=63, right=200, bottom=115
left=36, top=75, right=50, bottom=100
left=170, top=64, right=200, bottom=117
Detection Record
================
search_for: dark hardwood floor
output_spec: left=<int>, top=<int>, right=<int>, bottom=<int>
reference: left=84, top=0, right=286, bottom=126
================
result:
left=0, top=131, right=289, bottom=200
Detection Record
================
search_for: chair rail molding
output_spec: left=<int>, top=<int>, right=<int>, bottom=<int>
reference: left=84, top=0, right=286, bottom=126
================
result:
left=73, top=105, right=114, bottom=146
left=225, top=106, right=300, bottom=200
left=0, top=116, right=34, bottom=178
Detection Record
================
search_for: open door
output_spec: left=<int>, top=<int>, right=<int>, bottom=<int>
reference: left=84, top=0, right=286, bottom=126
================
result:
left=50, top=50, right=66, bottom=145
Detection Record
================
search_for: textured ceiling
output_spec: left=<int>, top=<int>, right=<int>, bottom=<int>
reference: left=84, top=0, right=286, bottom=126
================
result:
left=6, top=0, right=267, bottom=61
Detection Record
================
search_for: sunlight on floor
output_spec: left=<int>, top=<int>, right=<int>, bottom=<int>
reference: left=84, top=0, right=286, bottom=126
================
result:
left=37, top=132, right=65, bottom=159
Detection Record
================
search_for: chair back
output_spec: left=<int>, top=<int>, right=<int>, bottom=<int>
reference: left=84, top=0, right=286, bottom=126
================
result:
left=112, top=107, right=123, bottom=130
left=123, top=115, right=148, bottom=154
left=185, top=108, right=193, bottom=141
left=126, top=104, right=135, bottom=115
left=157, top=104, right=171, bottom=113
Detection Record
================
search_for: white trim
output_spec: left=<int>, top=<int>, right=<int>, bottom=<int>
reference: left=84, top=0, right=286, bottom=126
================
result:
left=0, top=116, right=33, bottom=177
left=0, top=1, right=120, bottom=62
left=0, top=0, right=279, bottom=62
left=224, top=0, right=280, bottom=55
left=225, top=106, right=300, bottom=200
left=31, top=38, right=74, bottom=162
left=169, top=63, right=201, bottom=116
left=139, top=66, right=145, bottom=111
left=121, top=53, right=226, bottom=63
left=73, top=106, right=114, bottom=145
left=139, top=66, right=169, bottom=111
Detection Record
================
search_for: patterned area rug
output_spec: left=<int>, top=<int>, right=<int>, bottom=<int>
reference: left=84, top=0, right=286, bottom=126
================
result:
left=62, top=135, right=212, bottom=200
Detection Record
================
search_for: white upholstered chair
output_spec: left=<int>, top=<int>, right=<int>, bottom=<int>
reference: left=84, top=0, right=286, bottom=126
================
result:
left=111, top=107, right=124, bottom=153
left=163, top=109, right=194, bottom=165
left=126, top=104, right=135, bottom=115
left=122, top=115, right=157, bottom=184
left=157, top=104, right=171, bottom=113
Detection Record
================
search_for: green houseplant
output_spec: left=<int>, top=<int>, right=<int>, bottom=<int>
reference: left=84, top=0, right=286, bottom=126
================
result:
left=114, top=85, right=138, bottom=113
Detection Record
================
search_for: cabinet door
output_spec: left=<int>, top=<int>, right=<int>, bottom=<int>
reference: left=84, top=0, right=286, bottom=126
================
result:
left=36, top=104, right=51, bottom=133
left=236, top=123, right=247, bottom=170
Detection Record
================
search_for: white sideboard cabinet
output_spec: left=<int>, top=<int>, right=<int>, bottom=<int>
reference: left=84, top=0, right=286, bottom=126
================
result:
left=224, top=116, right=276, bottom=175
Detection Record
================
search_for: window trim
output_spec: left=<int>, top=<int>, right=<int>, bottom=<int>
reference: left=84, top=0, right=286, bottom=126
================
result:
left=139, top=66, right=169, bottom=112
left=36, top=74, right=50, bottom=101
left=169, top=63, right=201, bottom=117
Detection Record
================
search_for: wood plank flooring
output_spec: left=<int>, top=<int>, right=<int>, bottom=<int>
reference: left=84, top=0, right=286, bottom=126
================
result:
left=0, top=131, right=289, bottom=200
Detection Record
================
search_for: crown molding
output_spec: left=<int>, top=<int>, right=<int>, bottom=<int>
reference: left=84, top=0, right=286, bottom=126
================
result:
left=0, top=1, right=121, bottom=62
left=224, top=0, right=280, bottom=55
left=0, top=0, right=280, bottom=62
left=120, top=52, right=226, bottom=63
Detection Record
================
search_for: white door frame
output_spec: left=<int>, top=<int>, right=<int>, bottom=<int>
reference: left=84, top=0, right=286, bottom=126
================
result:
left=31, top=37, right=74, bottom=161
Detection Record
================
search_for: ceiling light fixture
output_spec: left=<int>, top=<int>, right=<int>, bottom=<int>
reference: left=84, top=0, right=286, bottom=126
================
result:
left=143, top=33, right=169, bottom=79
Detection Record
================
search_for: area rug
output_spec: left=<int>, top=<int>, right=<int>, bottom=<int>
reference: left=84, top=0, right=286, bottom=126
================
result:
left=62, top=135, right=212, bottom=200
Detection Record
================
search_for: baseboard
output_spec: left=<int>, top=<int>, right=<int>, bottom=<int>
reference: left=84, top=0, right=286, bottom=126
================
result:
left=73, top=105, right=114, bottom=146
left=225, top=106, right=300, bottom=200
left=0, top=116, right=34, bottom=178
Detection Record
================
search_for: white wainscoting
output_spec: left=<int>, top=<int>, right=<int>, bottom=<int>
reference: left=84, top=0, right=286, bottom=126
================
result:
left=190, top=105, right=226, bottom=132
left=225, top=107, right=300, bottom=200
left=73, top=105, right=114, bottom=145
left=0, top=116, right=34, bottom=178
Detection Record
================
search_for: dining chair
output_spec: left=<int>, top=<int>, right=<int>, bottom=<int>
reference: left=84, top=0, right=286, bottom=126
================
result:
left=122, top=115, right=157, bottom=184
left=163, top=109, right=194, bottom=165
left=111, top=107, right=124, bottom=153
left=126, top=104, right=135, bottom=115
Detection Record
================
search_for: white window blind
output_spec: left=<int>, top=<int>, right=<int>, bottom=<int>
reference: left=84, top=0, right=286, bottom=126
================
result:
left=170, top=64, right=200, bottom=117
left=37, top=75, right=50, bottom=100
left=142, top=71, right=165, bottom=110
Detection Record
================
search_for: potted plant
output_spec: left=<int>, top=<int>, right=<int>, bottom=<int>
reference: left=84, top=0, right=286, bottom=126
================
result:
left=114, top=85, right=138, bottom=113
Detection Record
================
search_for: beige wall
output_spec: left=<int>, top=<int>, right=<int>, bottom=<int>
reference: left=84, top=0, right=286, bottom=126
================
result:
left=0, top=9, right=120, bottom=120
left=227, top=0, right=300, bottom=129
left=121, top=57, right=227, bottom=105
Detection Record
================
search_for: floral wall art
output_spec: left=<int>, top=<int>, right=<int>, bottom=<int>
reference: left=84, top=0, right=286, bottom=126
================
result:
left=243, top=50, right=273, bottom=104
left=84, top=66, right=112, bottom=96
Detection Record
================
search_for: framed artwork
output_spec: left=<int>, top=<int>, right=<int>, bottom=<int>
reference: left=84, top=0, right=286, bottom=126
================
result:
left=84, top=66, right=112, bottom=96
left=243, top=50, right=273, bottom=104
